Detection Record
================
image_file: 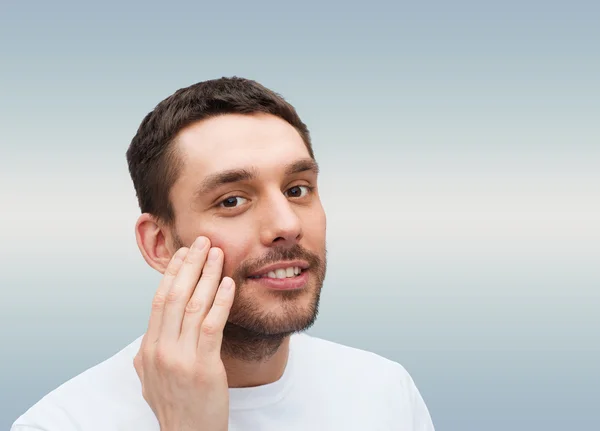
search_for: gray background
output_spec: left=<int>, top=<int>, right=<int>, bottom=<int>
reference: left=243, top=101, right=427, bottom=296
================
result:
left=1, top=1, right=599, bottom=430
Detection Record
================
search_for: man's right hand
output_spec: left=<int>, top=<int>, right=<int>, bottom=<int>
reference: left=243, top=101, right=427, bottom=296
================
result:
left=133, top=236, right=235, bottom=431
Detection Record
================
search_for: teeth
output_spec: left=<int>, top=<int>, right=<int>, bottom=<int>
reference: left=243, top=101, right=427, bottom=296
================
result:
left=260, top=267, right=304, bottom=279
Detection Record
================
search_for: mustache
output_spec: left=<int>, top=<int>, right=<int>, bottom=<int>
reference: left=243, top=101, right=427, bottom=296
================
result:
left=234, top=244, right=322, bottom=279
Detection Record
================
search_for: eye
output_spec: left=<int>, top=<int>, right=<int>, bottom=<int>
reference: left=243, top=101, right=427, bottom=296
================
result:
left=285, top=185, right=312, bottom=198
left=219, top=196, right=248, bottom=208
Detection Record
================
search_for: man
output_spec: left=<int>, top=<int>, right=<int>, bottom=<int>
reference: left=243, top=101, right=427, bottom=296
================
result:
left=12, top=77, right=435, bottom=430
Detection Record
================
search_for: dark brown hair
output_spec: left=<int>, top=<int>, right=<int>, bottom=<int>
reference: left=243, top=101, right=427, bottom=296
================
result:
left=126, top=77, right=314, bottom=227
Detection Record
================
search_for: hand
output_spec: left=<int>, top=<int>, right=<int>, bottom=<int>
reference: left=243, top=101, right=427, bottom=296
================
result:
left=134, top=236, right=235, bottom=431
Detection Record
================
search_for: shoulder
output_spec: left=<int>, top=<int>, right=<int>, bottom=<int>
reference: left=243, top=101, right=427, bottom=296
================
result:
left=291, top=332, right=415, bottom=385
left=293, top=333, right=406, bottom=367
left=12, top=335, right=154, bottom=430
left=291, top=333, right=435, bottom=428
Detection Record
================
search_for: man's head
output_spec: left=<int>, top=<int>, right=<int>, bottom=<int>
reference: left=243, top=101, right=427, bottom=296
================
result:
left=126, top=77, right=327, bottom=358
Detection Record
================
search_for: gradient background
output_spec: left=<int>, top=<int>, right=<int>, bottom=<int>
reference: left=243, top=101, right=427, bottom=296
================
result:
left=1, top=1, right=599, bottom=430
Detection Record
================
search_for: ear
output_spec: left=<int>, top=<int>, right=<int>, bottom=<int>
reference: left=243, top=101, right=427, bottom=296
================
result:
left=135, top=213, right=175, bottom=274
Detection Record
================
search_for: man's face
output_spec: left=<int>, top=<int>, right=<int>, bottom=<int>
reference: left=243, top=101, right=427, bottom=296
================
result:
left=168, top=113, right=327, bottom=336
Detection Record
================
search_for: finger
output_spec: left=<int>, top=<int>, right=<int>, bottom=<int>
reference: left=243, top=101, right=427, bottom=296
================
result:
left=144, top=247, right=189, bottom=346
left=160, top=236, right=210, bottom=341
left=197, top=277, right=235, bottom=358
left=180, top=247, right=224, bottom=349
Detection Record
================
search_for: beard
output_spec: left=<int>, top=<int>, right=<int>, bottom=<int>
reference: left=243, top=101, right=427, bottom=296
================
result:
left=172, top=231, right=327, bottom=362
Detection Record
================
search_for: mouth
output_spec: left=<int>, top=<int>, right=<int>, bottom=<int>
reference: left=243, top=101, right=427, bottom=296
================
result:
left=248, top=266, right=306, bottom=280
left=246, top=262, right=310, bottom=290
left=247, top=260, right=309, bottom=279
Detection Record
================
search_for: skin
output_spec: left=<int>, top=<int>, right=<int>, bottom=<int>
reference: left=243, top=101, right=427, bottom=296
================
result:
left=133, top=113, right=327, bottom=430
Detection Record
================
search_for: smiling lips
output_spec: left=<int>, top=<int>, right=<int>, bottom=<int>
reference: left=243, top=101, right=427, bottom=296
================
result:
left=248, top=261, right=309, bottom=278
left=249, top=266, right=303, bottom=279
left=247, top=262, right=310, bottom=290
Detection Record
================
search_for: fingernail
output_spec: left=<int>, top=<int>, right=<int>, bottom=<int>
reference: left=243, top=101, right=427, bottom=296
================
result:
left=222, top=277, right=234, bottom=290
left=193, top=236, right=207, bottom=250
left=208, top=247, right=220, bottom=261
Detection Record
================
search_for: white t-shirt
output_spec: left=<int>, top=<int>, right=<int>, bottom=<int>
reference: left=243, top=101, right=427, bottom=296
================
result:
left=12, top=333, right=435, bottom=430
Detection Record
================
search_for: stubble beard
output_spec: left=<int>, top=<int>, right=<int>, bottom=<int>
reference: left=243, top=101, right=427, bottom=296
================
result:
left=172, top=231, right=326, bottom=362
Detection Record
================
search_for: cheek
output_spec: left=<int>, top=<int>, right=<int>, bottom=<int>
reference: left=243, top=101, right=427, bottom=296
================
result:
left=304, top=207, right=327, bottom=244
left=206, top=228, right=254, bottom=276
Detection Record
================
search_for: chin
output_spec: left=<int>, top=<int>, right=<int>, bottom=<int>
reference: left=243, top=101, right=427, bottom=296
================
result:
left=228, top=286, right=322, bottom=336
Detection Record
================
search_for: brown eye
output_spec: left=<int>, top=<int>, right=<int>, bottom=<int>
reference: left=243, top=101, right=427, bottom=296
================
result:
left=220, top=196, right=248, bottom=208
left=285, top=185, right=311, bottom=198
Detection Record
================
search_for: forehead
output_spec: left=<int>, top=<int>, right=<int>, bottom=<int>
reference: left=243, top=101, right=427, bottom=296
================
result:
left=175, top=113, right=311, bottom=178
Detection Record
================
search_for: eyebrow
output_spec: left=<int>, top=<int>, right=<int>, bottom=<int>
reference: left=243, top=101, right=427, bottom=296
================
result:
left=194, top=158, right=319, bottom=198
left=285, top=158, right=319, bottom=176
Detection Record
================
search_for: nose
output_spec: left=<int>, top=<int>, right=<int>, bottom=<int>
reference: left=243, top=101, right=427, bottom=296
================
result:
left=259, top=191, right=303, bottom=247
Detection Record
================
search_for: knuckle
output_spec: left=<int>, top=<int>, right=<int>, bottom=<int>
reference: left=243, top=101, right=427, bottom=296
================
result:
left=154, top=346, right=193, bottom=375
left=151, top=293, right=166, bottom=310
left=165, top=286, right=182, bottom=303
left=165, top=265, right=179, bottom=277
left=213, top=294, right=232, bottom=308
left=201, top=321, right=219, bottom=337
left=183, top=251, right=198, bottom=264
left=200, top=270, right=219, bottom=282
left=154, top=345, right=171, bottom=367
left=200, top=274, right=217, bottom=284
left=185, top=298, right=204, bottom=314
left=174, top=247, right=189, bottom=260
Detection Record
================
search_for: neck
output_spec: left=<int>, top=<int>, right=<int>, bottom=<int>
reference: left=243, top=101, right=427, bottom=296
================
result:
left=220, top=323, right=292, bottom=388
left=223, top=336, right=290, bottom=388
